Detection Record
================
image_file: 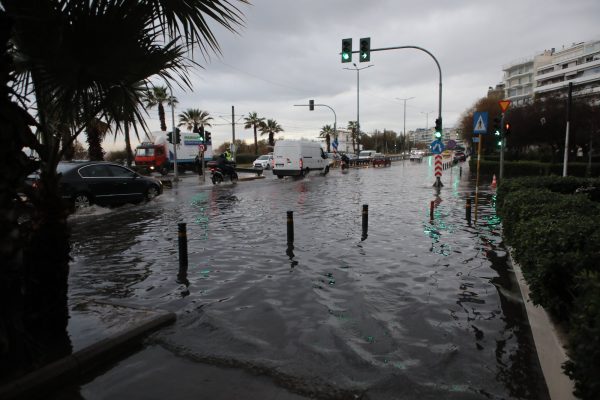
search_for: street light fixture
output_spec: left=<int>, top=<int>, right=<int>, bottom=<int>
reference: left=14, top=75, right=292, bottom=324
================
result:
left=396, top=96, right=415, bottom=155
left=344, top=63, right=373, bottom=153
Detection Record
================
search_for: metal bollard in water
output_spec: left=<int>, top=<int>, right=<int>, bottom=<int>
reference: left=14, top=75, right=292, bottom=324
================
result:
left=459, top=166, right=462, bottom=177
left=362, top=204, right=368, bottom=240
left=466, top=198, right=472, bottom=224
left=287, top=211, right=294, bottom=245
left=177, top=223, right=188, bottom=283
left=430, top=200, right=435, bottom=221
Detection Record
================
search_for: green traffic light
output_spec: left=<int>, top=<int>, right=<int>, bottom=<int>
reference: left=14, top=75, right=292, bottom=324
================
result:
left=342, top=52, right=350, bottom=61
left=434, top=131, right=441, bottom=139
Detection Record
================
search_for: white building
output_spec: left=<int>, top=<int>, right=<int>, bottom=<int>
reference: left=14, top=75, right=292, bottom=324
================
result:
left=502, top=38, right=600, bottom=105
left=502, top=50, right=554, bottom=106
left=534, top=39, right=600, bottom=102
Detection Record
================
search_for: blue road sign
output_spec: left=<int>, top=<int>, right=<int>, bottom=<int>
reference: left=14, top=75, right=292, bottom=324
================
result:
left=430, top=140, right=445, bottom=154
left=473, top=112, right=488, bottom=134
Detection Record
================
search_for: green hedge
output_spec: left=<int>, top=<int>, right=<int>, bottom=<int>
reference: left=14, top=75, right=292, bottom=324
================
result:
left=497, top=177, right=600, bottom=399
left=564, top=272, right=600, bottom=400
left=235, top=152, right=260, bottom=164
left=469, top=159, right=600, bottom=178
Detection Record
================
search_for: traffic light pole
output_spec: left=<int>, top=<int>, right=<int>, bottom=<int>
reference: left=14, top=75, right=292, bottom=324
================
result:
left=500, top=112, right=505, bottom=179
left=293, top=103, right=337, bottom=144
left=350, top=45, right=443, bottom=185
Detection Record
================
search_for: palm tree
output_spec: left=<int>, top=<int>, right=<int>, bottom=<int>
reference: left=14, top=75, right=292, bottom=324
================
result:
left=244, top=112, right=265, bottom=155
left=260, top=119, right=284, bottom=147
left=144, top=86, right=178, bottom=132
left=1, top=0, right=248, bottom=377
left=320, top=124, right=334, bottom=153
left=347, top=121, right=359, bottom=153
left=86, top=118, right=110, bottom=161
left=178, top=108, right=213, bottom=134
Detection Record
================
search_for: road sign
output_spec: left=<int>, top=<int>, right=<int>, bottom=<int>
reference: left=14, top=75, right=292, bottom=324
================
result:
left=434, top=154, right=443, bottom=177
left=430, top=140, right=445, bottom=154
left=499, top=100, right=511, bottom=113
left=473, top=112, right=488, bottom=134
left=473, top=137, right=480, bottom=143
left=198, top=144, right=205, bottom=152
left=446, top=139, right=456, bottom=150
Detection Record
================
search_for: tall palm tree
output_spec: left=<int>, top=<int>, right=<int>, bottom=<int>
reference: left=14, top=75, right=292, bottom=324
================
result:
left=86, top=118, right=110, bottom=161
left=320, top=124, right=334, bottom=153
left=244, top=112, right=265, bottom=155
left=178, top=108, right=213, bottom=133
left=347, top=121, right=359, bottom=153
left=1, top=0, right=248, bottom=378
left=144, top=86, right=178, bottom=132
left=260, top=119, right=283, bottom=147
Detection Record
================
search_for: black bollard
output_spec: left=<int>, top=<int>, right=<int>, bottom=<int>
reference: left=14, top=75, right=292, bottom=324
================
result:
left=287, top=211, right=294, bottom=245
left=459, top=166, right=463, bottom=177
left=430, top=200, right=435, bottom=221
left=177, top=223, right=189, bottom=284
left=466, top=198, right=472, bottom=224
left=362, top=204, right=368, bottom=240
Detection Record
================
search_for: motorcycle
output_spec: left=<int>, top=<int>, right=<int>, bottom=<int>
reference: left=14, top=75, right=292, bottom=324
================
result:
left=208, top=161, right=238, bottom=184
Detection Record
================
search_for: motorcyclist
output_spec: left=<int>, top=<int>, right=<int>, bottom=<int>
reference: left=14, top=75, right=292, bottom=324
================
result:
left=224, top=149, right=233, bottom=161
left=341, top=153, right=350, bottom=169
left=216, top=153, right=236, bottom=178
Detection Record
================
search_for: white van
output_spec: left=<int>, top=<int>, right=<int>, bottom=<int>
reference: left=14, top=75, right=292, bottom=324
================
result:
left=358, top=149, right=376, bottom=160
left=272, top=140, right=329, bottom=178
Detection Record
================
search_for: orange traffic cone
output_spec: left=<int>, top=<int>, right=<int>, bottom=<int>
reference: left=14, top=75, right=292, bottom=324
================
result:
left=491, top=174, right=497, bottom=188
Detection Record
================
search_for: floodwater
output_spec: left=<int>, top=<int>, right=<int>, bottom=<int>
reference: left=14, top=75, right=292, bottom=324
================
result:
left=66, top=159, right=549, bottom=400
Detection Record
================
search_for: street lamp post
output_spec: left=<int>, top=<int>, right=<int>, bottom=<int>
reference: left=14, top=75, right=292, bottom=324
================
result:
left=344, top=63, right=373, bottom=153
left=396, top=97, right=415, bottom=156
left=421, top=110, right=434, bottom=130
left=168, top=86, right=179, bottom=181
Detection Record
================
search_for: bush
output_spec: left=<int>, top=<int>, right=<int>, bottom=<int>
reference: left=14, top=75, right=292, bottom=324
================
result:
left=564, top=272, right=600, bottom=400
left=497, top=178, right=600, bottom=399
left=469, top=158, right=600, bottom=178
left=235, top=153, right=259, bottom=165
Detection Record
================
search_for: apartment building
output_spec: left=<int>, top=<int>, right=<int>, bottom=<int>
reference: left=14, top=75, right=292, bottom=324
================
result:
left=502, top=50, right=554, bottom=106
left=502, top=39, right=600, bottom=104
left=534, top=39, right=600, bottom=102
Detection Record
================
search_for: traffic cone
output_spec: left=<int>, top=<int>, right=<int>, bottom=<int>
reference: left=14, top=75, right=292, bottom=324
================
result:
left=491, top=174, right=497, bottom=188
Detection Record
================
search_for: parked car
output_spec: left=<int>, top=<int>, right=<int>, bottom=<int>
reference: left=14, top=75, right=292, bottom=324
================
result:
left=252, top=154, right=273, bottom=169
left=453, top=151, right=466, bottom=162
left=26, top=161, right=163, bottom=210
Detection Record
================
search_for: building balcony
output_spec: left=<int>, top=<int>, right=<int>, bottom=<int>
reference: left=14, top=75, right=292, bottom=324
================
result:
left=535, top=71, right=600, bottom=94
left=536, top=58, right=600, bottom=81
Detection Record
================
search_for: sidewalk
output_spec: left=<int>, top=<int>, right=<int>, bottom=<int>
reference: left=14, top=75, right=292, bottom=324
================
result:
left=0, top=300, right=176, bottom=400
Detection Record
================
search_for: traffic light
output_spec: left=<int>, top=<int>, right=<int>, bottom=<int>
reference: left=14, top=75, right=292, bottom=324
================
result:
left=434, top=118, right=442, bottom=139
left=199, top=125, right=205, bottom=141
left=504, top=122, right=511, bottom=136
left=167, top=131, right=173, bottom=143
left=309, top=99, right=314, bottom=111
left=175, top=128, right=181, bottom=144
left=205, top=131, right=211, bottom=144
left=359, top=37, right=371, bottom=62
left=341, top=38, right=352, bottom=63
left=493, top=116, right=501, bottom=135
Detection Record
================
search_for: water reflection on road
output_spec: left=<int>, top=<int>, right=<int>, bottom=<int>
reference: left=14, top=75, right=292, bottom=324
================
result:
left=69, top=160, right=549, bottom=399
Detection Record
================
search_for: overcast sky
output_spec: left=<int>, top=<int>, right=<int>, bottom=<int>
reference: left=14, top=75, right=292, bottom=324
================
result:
left=104, top=0, right=599, bottom=151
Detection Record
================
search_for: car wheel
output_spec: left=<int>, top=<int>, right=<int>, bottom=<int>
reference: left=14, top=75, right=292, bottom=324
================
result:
left=160, top=166, right=169, bottom=176
left=73, top=193, right=91, bottom=210
left=146, top=185, right=159, bottom=201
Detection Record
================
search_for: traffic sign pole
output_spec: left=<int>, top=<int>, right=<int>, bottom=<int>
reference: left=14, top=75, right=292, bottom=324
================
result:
left=499, top=112, right=506, bottom=179
left=474, top=133, right=483, bottom=222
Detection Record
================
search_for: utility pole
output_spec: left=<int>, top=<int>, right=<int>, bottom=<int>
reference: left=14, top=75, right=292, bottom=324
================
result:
left=397, top=97, right=415, bottom=155
left=344, top=63, right=373, bottom=153
left=231, top=105, right=236, bottom=162
left=563, top=82, right=573, bottom=177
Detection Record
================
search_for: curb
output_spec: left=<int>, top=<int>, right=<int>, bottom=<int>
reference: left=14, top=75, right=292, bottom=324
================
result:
left=0, top=308, right=176, bottom=400
left=509, top=253, right=576, bottom=400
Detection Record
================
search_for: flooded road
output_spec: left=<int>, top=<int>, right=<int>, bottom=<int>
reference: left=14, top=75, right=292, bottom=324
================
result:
left=67, top=159, right=549, bottom=399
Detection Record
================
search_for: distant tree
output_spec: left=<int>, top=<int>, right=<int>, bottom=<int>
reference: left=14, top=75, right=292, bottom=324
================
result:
left=144, top=86, right=178, bottom=132
left=320, top=124, right=334, bottom=152
left=244, top=112, right=265, bottom=155
left=86, top=118, right=110, bottom=161
left=178, top=109, right=213, bottom=133
left=259, top=119, right=283, bottom=147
